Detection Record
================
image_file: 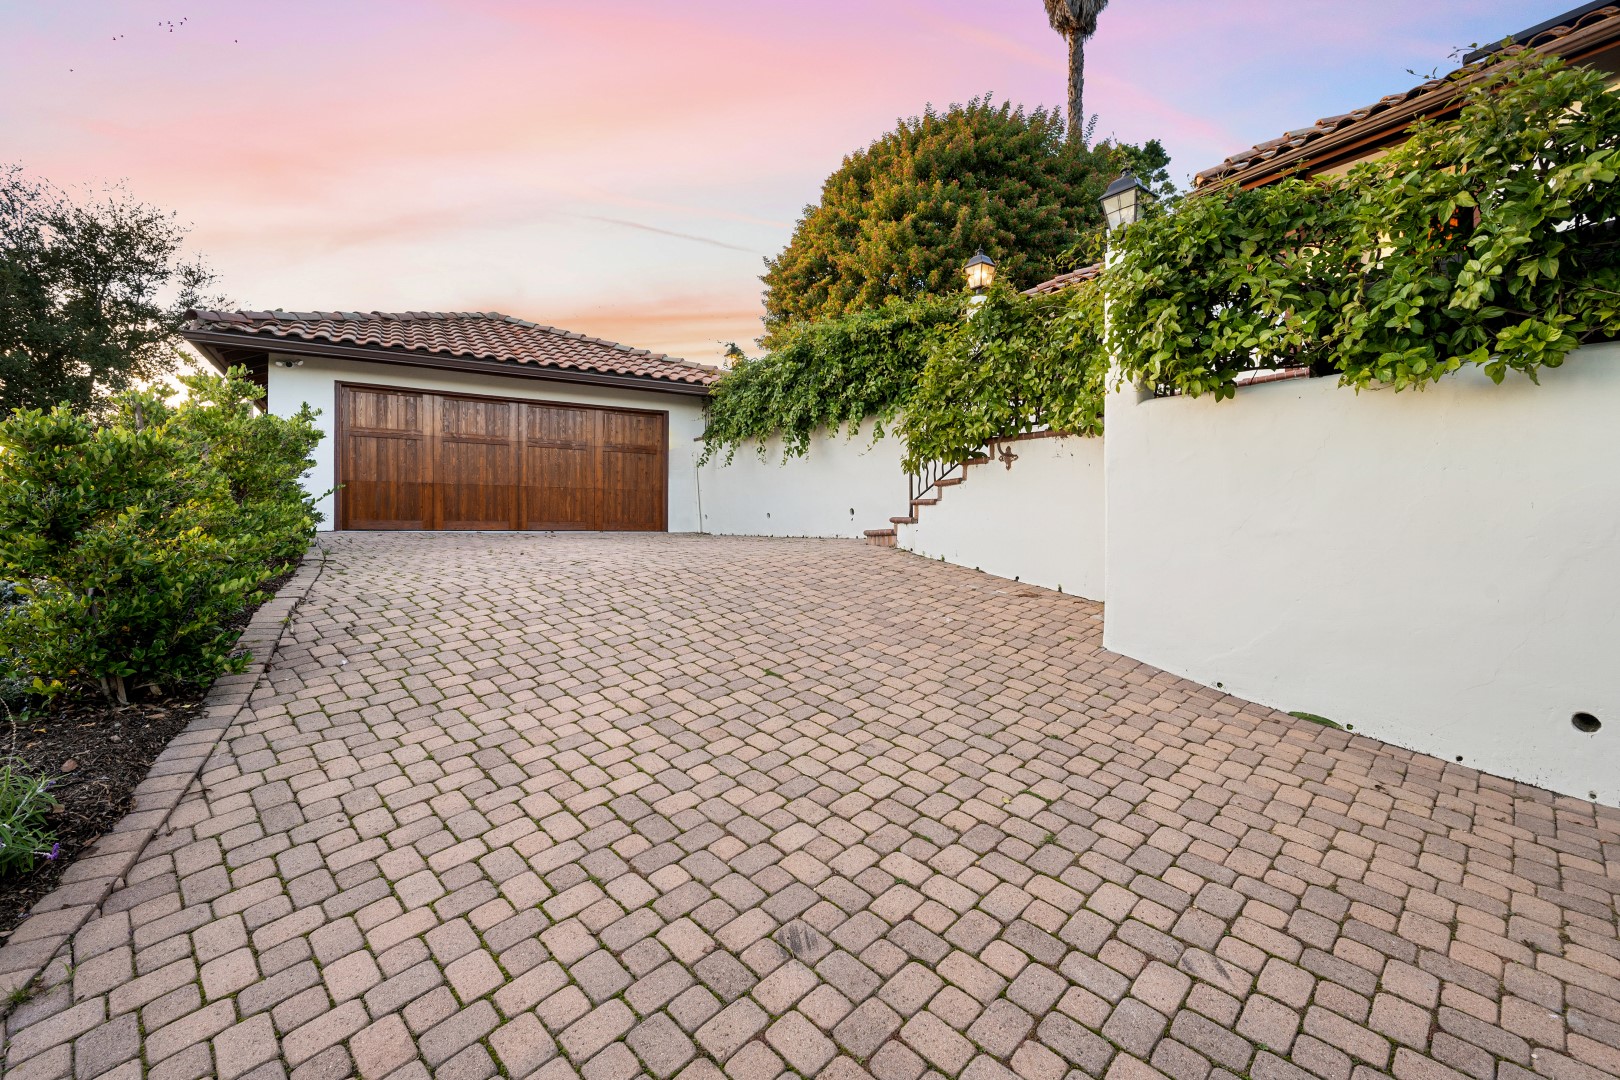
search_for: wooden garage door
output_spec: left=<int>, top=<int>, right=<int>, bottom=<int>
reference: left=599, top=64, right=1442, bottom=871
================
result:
left=337, top=384, right=667, bottom=531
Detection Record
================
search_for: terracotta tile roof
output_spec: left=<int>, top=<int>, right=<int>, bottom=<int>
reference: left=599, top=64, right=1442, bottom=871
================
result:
left=183, top=309, right=719, bottom=388
left=1194, top=4, right=1620, bottom=189
left=1025, top=262, right=1103, bottom=296
left=1192, top=76, right=1457, bottom=189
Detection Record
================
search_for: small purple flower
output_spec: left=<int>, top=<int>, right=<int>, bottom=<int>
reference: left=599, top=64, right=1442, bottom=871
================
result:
left=46, top=843, right=61, bottom=861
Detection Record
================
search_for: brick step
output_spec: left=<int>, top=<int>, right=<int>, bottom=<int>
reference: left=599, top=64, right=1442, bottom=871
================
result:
left=889, top=516, right=917, bottom=525
left=862, top=529, right=896, bottom=548
left=911, top=498, right=939, bottom=507
left=963, top=456, right=991, bottom=467
left=936, top=478, right=964, bottom=488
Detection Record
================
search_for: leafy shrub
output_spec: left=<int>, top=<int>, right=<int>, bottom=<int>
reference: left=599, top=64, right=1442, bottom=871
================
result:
left=160, top=370, right=325, bottom=566
left=900, top=284, right=1106, bottom=471
left=0, top=367, right=321, bottom=700
left=0, top=759, right=57, bottom=876
left=701, top=295, right=964, bottom=463
left=1107, top=52, right=1620, bottom=398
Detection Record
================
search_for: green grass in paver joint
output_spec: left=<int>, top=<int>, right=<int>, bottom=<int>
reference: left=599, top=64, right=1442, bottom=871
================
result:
left=4, top=974, right=43, bottom=1008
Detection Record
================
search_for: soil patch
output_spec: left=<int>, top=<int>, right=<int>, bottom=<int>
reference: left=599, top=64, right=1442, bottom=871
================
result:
left=0, top=695, right=200, bottom=935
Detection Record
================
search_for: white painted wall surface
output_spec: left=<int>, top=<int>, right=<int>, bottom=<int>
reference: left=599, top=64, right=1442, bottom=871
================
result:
left=1105, top=344, right=1620, bottom=804
left=265, top=355, right=709, bottom=532
left=697, top=425, right=909, bottom=539
left=897, top=435, right=1105, bottom=600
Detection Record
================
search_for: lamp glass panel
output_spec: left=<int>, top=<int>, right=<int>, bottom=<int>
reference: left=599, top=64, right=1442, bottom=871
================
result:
left=1102, top=188, right=1136, bottom=229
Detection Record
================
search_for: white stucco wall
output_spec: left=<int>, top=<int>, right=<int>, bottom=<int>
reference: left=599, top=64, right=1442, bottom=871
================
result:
left=697, top=425, right=909, bottom=539
left=897, top=434, right=1105, bottom=600
left=265, top=355, right=709, bottom=532
left=1104, top=344, right=1620, bottom=804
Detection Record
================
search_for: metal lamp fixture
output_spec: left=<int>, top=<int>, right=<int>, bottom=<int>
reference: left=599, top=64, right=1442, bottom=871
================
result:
left=1100, top=169, right=1153, bottom=230
left=964, top=249, right=997, bottom=294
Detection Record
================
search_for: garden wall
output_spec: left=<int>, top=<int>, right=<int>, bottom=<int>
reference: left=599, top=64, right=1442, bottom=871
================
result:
left=697, top=424, right=909, bottom=538
left=1104, top=343, right=1620, bottom=804
left=897, top=433, right=1105, bottom=600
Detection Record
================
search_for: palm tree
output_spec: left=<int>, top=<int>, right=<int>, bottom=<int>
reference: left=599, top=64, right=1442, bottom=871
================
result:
left=1043, top=0, right=1109, bottom=143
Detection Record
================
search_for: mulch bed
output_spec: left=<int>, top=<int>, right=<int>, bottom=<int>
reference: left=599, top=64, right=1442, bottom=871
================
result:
left=0, top=563, right=300, bottom=938
left=0, top=695, right=201, bottom=936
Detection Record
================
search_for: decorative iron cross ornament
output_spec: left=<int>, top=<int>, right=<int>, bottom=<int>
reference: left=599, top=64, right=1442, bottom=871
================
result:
left=998, top=444, right=1019, bottom=470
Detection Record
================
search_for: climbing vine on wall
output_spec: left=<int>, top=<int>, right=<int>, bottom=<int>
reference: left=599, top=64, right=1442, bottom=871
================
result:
left=899, top=285, right=1105, bottom=472
left=698, top=296, right=962, bottom=464
left=700, top=285, right=1106, bottom=468
left=1106, top=53, right=1620, bottom=399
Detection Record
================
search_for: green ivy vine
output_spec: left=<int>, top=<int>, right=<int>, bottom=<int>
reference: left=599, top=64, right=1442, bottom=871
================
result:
left=698, top=295, right=963, bottom=464
left=1107, top=53, right=1620, bottom=398
left=700, top=285, right=1106, bottom=470
left=899, top=285, right=1105, bottom=472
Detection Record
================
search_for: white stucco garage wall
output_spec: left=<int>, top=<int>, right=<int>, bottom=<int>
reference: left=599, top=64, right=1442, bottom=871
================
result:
left=266, top=355, right=709, bottom=532
left=897, top=434, right=1106, bottom=600
left=697, top=425, right=909, bottom=539
left=1104, top=344, right=1620, bottom=805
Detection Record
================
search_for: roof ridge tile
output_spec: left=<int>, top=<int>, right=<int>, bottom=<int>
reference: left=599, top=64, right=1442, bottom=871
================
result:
left=182, top=307, right=717, bottom=386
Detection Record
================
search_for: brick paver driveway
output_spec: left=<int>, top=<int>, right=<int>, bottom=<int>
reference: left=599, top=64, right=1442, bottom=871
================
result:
left=6, top=533, right=1620, bottom=1080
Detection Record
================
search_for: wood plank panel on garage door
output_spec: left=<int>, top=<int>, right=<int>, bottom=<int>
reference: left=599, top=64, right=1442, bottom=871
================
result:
left=437, top=395, right=518, bottom=530
left=338, top=383, right=668, bottom=531
left=339, top=385, right=429, bottom=529
left=599, top=408, right=667, bottom=531
left=521, top=403, right=598, bottom=530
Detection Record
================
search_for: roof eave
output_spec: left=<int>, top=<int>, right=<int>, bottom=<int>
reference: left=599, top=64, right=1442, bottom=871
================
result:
left=1196, top=11, right=1620, bottom=191
left=179, top=328, right=714, bottom=398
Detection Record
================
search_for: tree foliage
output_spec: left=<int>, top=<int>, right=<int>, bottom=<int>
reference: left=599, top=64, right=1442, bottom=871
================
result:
left=0, top=166, right=219, bottom=415
left=0, top=368, right=322, bottom=701
left=759, top=97, right=1151, bottom=345
left=1107, top=53, right=1620, bottom=398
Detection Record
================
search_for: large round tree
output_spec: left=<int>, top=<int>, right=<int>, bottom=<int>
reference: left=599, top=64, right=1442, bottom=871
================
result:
left=1, top=166, right=220, bottom=415
left=759, top=97, right=1144, bottom=345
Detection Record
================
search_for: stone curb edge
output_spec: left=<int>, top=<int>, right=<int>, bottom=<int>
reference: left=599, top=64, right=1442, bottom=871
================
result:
left=0, top=543, right=328, bottom=1008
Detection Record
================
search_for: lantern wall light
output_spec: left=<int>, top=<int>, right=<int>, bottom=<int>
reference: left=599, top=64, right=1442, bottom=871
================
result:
left=964, top=249, right=996, bottom=295
left=1100, top=169, right=1154, bottom=230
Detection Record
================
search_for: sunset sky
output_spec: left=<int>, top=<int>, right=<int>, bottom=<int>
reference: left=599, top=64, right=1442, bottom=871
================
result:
left=3, top=1, right=1579, bottom=365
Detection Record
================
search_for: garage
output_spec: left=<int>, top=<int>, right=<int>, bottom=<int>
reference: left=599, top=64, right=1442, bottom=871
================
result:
left=180, top=308, right=715, bottom=532
left=337, top=383, right=668, bottom=531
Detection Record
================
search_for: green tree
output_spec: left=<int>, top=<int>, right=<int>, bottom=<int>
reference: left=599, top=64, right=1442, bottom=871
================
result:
left=759, top=97, right=1153, bottom=345
left=1043, top=0, right=1111, bottom=143
left=0, top=166, right=219, bottom=415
